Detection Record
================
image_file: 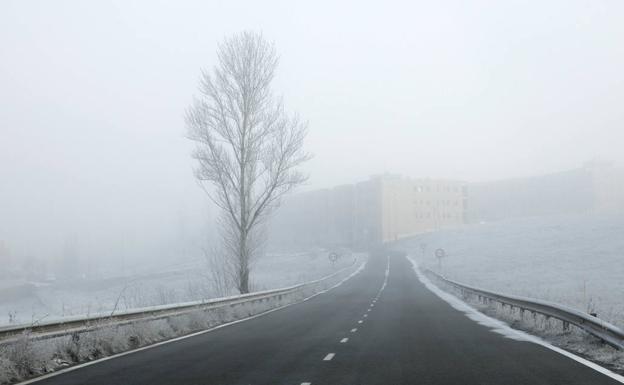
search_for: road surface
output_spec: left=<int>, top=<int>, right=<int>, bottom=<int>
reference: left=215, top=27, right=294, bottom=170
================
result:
left=34, top=250, right=621, bottom=385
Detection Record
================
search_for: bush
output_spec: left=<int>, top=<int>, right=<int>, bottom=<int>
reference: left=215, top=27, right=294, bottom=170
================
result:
left=4, top=333, right=37, bottom=379
left=0, top=356, right=18, bottom=385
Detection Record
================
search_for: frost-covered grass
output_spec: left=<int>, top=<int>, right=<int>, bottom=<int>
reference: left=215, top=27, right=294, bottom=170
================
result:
left=400, top=213, right=624, bottom=329
left=0, top=259, right=363, bottom=385
left=0, top=249, right=352, bottom=327
left=252, top=249, right=355, bottom=290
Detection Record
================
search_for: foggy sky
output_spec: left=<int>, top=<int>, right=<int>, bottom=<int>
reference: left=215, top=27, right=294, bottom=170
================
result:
left=1, top=0, right=623, bottom=266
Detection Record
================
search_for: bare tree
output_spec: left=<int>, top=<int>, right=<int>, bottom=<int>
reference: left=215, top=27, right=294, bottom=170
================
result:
left=186, top=31, right=310, bottom=294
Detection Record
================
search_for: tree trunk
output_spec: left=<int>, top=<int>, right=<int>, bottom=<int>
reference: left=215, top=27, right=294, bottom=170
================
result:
left=239, top=229, right=250, bottom=293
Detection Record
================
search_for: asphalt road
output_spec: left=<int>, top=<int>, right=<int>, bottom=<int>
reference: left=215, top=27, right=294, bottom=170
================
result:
left=34, top=250, right=622, bottom=385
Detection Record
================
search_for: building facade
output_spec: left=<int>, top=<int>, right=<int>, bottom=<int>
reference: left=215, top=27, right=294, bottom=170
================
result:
left=269, top=174, right=467, bottom=250
left=465, top=161, right=624, bottom=223
left=269, top=162, right=624, bottom=251
left=379, top=176, right=466, bottom=242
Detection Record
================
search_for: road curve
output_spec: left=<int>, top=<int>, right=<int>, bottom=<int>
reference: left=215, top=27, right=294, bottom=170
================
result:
left=31, top=250, right=622, bottom=385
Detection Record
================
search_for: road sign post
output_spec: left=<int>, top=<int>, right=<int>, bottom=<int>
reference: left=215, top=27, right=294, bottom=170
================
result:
left=328, top=252, right=339, bottom=267
left=434, top=248, right=446, bottom=274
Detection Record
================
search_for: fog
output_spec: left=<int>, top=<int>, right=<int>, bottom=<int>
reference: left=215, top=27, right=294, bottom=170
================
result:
left=1, top=0, right=624, bottom=274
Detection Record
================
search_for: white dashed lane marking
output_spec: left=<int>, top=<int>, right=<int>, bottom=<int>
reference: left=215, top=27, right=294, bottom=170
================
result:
left=301, top=383, right=311, bottom=385
left=340, top=338, right=348, bottom=343
left=351, top=328, right=357, bottom=332
left=323, top=353, right=335, bottom=361
left=358, top=320, right=363, bottom=324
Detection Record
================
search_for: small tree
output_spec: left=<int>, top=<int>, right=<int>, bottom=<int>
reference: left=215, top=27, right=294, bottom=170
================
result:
left=186, top=31, right=310, bottom=293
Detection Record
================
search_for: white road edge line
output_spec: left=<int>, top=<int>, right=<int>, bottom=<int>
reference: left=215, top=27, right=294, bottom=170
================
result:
left=407, top=256, right=624, bottom=384
left=340, top=337, right=348, bottom=343
left=323, top=353, right=336, bottom=361
left=15, top=260, right=369, bottom=385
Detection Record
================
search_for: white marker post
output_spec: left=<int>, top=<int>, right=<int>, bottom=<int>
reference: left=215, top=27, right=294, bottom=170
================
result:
left=435, top=248, right=447, bottom=274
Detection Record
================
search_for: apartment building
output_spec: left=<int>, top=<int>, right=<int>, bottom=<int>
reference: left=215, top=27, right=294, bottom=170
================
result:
left=380, top=175, right=466, bottom=242
left=269, top=174, right=467, bottom=249
left=269, top=162, right=624, bottom=250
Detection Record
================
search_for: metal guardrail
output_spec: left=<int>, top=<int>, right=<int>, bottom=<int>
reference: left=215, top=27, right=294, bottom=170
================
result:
left=0, top=258, right=360, bottom=345
left=424, top=268, right=624, bottom=350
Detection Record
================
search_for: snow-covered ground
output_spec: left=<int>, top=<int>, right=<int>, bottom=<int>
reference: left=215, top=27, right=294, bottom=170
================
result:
left=398, top=213, right=624, bottom=329
left=0, top=249, right=355, bottom=327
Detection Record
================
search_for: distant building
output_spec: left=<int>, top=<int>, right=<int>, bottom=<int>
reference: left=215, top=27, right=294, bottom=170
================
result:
left=465, top=161, right=624, bottom=223
left=591, top=161, right=624, bottom=213
left=269, top=174, right=467, bottom=249
left=269, top=162, right=624, bottom=250
left=378, top=175, right=466, bottom=242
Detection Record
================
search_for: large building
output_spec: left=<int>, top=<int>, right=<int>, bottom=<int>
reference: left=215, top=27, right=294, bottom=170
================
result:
left=269, top=162, right=624, bottom=251
left=269, top=175, right=467, bottom=250
left=378, top=175, right=466, bottom=242
left=465, top=161, right=624, bottom=223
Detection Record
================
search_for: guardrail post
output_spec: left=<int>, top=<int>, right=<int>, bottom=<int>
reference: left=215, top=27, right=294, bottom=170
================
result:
left=563, top=321, right=570, bottom=331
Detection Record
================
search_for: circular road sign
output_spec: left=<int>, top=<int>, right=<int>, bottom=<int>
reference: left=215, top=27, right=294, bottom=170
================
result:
left=329, top=252, right=339, bottom=262
left=435, top=248, right=446, bottom=258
